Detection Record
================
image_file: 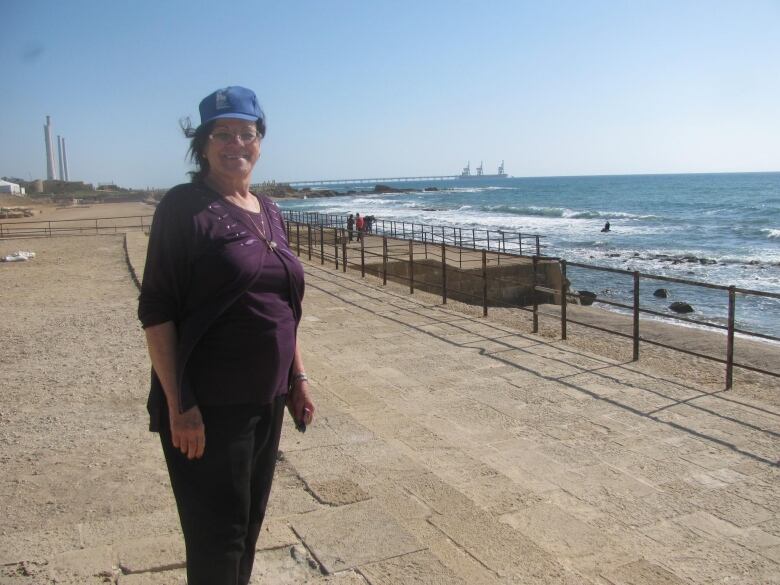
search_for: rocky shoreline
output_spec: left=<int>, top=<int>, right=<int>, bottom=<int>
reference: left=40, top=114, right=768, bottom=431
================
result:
left=256, top=182, right=438, bottom=200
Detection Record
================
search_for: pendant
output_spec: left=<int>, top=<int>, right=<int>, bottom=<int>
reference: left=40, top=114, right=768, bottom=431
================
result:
left=268, top=240, right=278, bottom=249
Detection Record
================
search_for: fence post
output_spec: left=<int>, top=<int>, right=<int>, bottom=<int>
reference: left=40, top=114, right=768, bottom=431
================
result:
left=286, top=219, right=291, bottom=243
left=561, top=260, right=567, bottom=340
left=487, top=231, right=490, bottom=251
left=342, top=235, right=347, bottom=273
left=518, top=233, right=522, bottom=256
left=382, top=237, right=388, bottom=285
left=307, top=225, right=312, bottom=260
left=633, top=271, right=640, bottom=361
left=361, top=235, right=366, bottom=278
left=320, top=225, right=324, bottom=264
left=532, top=256, right=539, bottom=333
left=726, top=286, right=736, bottom=389
left=482, top=249, right=488, bottom=317
left=441, top=241, right=447, bottom=304
left=535, top=235, right=540, bottom=256
left=296, top=223, right=301, bottom=256
left=333, top=227, right=339, bottom=270
left=409, top=240, right=414, bottom=294
left=472, top=228, right=476, bottom=249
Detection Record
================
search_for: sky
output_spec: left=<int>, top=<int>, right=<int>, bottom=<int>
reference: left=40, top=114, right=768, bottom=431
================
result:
left=1, top=0, right=779, bottom=189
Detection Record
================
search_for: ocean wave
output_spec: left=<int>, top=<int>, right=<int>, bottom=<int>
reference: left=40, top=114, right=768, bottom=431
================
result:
left=481, top=205, right=566, bottom=217
left=763, top=228, right=780, bottom=239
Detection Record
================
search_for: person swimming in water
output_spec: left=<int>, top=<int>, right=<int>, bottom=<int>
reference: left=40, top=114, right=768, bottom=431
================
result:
left=601, top=221, right=611, bottom=232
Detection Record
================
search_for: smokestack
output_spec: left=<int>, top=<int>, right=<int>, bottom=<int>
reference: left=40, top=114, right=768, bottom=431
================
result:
left=61, top=137, right=70, bottom=181
left=57, top=135, right=65, bottom=181
left=44, top=116, right=57, bottom=180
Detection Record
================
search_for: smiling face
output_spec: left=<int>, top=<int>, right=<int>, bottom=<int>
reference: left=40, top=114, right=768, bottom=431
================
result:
left=203, top=118, right=261, bottom=183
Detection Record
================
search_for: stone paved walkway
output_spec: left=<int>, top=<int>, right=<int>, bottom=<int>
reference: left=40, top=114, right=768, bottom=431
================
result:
left=1, top=233, right=777, bottom=584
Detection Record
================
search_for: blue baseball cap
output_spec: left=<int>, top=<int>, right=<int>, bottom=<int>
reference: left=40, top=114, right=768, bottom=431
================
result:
left=199, top=86, right=261, bottom=126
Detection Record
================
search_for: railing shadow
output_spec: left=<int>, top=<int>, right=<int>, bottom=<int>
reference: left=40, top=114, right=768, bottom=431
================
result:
left=303, top=261, right=780, bottom=467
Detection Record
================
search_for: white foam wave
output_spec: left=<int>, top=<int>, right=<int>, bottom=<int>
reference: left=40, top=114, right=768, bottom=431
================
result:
left=763, top=228, right=780, bottom=239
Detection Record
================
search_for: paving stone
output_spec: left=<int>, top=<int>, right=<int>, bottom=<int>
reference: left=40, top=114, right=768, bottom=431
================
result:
left=116, top=534, right=184, bottom=574
left=429, top=509, right=594, bottom=584
left=360, top=549, right=469, bottom=584
left=693, top=486, right=775, bottom=528
left=49, top=545, right=116, bottom=580
left=247, top=545, right=324, bottom=583
left=258, top=518, right=300, bottom=550
left=600, top=559, right=692, bottom=585
left=664, top=538, right=779, bottom=584
left=308, top=478, right=370, bottom=506
left=118, top=569, right=186, bottom=584
left=500, top=503, right=637, bottom=577
left=291, top=500, right=423, bottom=574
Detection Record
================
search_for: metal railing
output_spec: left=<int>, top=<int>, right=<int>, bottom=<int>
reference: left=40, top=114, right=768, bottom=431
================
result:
left=282, top=210, right=545, bottom=256
left=4, top=212, right=776, bottom=389
left=0, top=215, right=154, bottom=239
left=284, top=215, right=780, bottom=390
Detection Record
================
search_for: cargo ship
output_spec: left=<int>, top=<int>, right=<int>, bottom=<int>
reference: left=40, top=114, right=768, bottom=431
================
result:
left=460, top=160, right=507, bottom=179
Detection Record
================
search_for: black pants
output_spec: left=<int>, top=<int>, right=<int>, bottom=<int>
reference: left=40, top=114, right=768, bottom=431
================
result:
left=160, top=395, right=286, bottom=585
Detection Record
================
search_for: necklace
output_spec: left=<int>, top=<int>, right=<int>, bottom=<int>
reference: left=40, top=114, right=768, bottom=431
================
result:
left=244, top=201, right=278, bottom=251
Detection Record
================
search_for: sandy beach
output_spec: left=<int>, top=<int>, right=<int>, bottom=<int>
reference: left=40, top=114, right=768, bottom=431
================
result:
left=1, top=203, right=778, bottom=584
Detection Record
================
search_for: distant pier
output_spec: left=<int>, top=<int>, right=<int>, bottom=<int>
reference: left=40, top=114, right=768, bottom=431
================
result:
left=286, top=175, right=460, bottom=187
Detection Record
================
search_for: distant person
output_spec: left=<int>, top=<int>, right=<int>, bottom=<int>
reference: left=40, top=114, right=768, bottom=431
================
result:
left=355, top=213, right=365, bottom=241
left=347, top=213, right=355, bottom=242
left=138, top=86, right=315, bottom=585
left=365, top=215, right=375, bottom=233
left=601, top=221, right=611, bottom=233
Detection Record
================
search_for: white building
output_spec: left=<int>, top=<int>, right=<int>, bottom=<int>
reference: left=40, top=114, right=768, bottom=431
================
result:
left=0, top=179, right=26, bottom=195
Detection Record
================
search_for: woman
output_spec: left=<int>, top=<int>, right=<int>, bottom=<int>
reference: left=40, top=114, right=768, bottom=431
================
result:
left=138, top=86, right=315, bottom=585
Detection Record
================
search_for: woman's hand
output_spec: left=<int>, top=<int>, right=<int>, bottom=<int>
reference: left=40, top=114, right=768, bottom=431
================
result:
left=169, top=405, right=206, bottom=459
left=287, top=380, right=315, bottom=429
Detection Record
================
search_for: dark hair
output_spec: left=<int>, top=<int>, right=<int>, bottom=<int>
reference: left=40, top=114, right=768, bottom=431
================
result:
left=180, top=114, right=267, bottom=184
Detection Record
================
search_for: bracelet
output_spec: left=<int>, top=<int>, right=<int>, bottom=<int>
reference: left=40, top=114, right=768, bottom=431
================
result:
left=290, top=372, right=308, bottom=387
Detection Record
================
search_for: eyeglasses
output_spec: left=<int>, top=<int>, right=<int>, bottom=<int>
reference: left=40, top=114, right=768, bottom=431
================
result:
left=209, top=131, right=260, bottom=145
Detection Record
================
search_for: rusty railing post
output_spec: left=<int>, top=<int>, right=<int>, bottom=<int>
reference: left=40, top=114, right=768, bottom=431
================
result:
left=409, top=240, right=414, bottom=294
left=360, top=234, right=365, bottom=278
left=333, top=227, right=339, bottom=270
left=532, top=255, right=539, bottom=333
left=382, top=237, right=388, bottom=285
left=296, top=223, right=301, bottom=256
left=633, top=271, right=640, bottom=361
left=307, top=225, right=312, bottom=260
left=535, top=235, right=540, bottom=256
left=561, top=260, right=567, bottom=340
left=441, top=241, right=447, bottom=304
left=482, top=249, right=488, bottom=317
left=319, top=225, right=324, bottom=264
left=726, top=286, right=736, bottom=389
left=342, top=233, right=347, bottom=273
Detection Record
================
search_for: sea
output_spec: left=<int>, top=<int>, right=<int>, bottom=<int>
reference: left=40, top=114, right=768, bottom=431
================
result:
left=277, top=172, right=780, bottom=339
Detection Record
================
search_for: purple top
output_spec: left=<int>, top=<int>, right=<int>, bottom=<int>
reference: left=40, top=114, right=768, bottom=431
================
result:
left=138, top=182, right=305, bottom=430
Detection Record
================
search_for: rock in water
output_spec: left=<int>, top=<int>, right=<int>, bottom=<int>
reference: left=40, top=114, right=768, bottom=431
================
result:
left=653, top=288, right=669, bottom=298
left=578, top=291, right=597, bottom=306
left=669, top=301, right=694, bottom=314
